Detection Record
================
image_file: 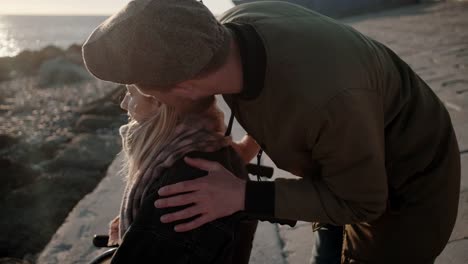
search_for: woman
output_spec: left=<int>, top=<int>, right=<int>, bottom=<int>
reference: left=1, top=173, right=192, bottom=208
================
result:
left=108, top=84, right=258, bottom=263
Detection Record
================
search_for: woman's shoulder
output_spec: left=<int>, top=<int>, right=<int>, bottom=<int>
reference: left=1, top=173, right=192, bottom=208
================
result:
left=184, top=146, right=238, bottom=164
left=132, top=146, right=244, bottom=228
left=163, top=146, right=245, bottom=185
left=138, top=146, right=246, bottom=208
left=114, top=147, right=245, bottom=263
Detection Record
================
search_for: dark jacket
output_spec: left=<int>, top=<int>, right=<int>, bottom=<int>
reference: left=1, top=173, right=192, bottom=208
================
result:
left=110, top=147, right=257, bottom=264
left=220, top=0, right=459, bottom=225
left=220, top=2, right=460, bottom=262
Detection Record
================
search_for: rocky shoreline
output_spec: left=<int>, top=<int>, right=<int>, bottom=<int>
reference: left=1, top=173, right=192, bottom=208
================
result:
left=0, top=45, right=127, bottom=263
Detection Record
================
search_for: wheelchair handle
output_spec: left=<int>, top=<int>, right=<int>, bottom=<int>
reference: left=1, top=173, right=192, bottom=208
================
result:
left=93, top=235, right=118, bottom=248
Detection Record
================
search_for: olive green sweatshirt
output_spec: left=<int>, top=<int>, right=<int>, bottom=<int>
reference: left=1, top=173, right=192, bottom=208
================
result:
left=220, top=1, right=458, bottom=225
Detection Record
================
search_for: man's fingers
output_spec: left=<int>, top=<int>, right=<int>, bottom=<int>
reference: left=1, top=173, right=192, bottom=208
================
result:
left=155, top=192, right=199, bottom=208
left=184, top=157, right=220, bottom=172
left=160, top=205, right=203, bottom=223
left=158, top=178, right=201, bottom=196
left=174, top=214, right=213, bottom=232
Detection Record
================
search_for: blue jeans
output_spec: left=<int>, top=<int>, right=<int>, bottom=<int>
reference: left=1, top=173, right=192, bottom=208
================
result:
left=311, top=224, right=344, bottom=264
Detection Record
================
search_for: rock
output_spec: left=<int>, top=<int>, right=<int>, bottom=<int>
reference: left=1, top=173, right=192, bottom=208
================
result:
left=0, top=134, right=18, bottom=150
left=3, top=44, right=88, bottom=78
left=66, top=44, right=82, bottom=54
left=44, top=134, right=120, bottom=172
left=75, top=115, right=122, bottom=132
left=0, top=46, right=123, bottom=261
left=0, top=258, right=30, bottom=264
left=0, top=168, right=103, bottom=259
left=11, top=50, right=41, bottom=76
left=0, top=57, right=13, bottom=82
left=5, top=139, right=62, bottom=165
left=38, top=57, right=91, bottom=87
left=39, top=135, right=70, bottom=157
left=36, top=155, right=125, bottom=264
left=78, top=85, right=126, bottom=116
left=12, top=45, right=64, bottom=76
left=0, top=158, right=38, bottom=200
left=38, top=46, right=64, bottom=60
left=64, top=44, right=85, bottom=66
left=75, top=85, right=127, bottom=133
left=79, top=101, right=125, bottom=117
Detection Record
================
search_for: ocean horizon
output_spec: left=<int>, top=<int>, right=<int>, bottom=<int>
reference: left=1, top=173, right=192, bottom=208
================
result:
left=0, top=15, right=109, bottom=57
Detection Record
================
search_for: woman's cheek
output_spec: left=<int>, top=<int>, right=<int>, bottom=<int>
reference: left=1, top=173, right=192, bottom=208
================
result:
left=126, top=101, right=138, bottom=118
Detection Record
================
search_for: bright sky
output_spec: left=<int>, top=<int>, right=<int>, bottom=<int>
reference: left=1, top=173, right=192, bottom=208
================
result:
left=0, top=0, right=235, bottom=16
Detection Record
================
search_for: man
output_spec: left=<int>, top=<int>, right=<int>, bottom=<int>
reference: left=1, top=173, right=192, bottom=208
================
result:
left=82, top=0, right=460, bottom=263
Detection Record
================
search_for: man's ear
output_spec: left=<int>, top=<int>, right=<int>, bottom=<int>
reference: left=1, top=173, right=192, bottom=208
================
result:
left=173, top=80, right=203, bottom=100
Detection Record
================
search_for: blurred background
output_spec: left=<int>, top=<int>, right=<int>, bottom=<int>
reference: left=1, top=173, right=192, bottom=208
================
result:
left=0, top=1, right=233, bottom=262
left=1, top=0, right=467, bottom=264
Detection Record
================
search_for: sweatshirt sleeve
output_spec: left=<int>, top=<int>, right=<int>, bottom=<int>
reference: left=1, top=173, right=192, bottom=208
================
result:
left=274, top=89, right=388, bottom=225
left=245, top=180, right=276, bottom=216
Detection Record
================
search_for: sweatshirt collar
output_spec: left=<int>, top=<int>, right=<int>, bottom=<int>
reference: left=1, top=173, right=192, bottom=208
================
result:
left=224, top=22, right=266, bottom=101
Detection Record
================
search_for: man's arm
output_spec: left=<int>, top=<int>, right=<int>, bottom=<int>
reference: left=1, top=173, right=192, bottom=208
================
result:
left=272, top=88, right=388, bottom=224
left=157, top=89, right=388, bottom=227
left=243, top=87, right=388, bottom=225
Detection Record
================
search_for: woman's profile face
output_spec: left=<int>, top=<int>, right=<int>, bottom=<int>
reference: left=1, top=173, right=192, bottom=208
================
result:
left=120, top=85, right=161, bottom=122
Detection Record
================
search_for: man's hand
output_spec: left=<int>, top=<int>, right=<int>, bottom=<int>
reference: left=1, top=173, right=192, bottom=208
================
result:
left=155, top=157, right=246, bottom=232
left=108, top=216, right=120, bottom=246
left=231, top=134, right=260, bottom=163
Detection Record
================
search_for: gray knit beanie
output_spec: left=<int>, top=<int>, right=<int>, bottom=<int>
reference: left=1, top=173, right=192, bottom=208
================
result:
left=82, top=0, right=231, bottom=87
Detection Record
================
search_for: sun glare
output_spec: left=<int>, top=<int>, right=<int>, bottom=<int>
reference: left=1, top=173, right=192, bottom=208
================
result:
left=0, top=19, right=20, bottom=57
left=0, top=0, right=234, bottom=16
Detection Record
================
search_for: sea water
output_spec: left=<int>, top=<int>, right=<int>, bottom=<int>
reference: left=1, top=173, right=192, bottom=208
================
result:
left=0, top=15, right=108, bottom=57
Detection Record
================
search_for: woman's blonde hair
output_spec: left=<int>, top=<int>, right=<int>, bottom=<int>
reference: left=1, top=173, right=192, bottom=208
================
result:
left=119, top=103, right=178, bottom=183
left=119, top=96, right=224, bottom=183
